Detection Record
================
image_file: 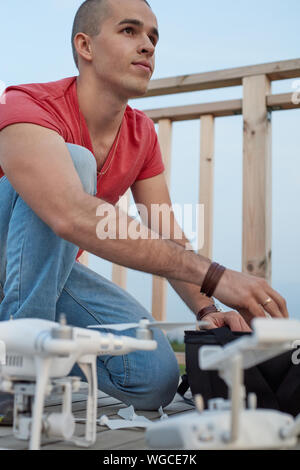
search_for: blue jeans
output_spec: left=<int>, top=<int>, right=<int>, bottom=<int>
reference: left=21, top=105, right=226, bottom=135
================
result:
left=0, top=143, right=179, bottom=410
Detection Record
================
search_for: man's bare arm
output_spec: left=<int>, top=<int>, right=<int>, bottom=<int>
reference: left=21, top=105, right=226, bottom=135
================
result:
left=0, top=124, right=288, bottom=321
left=131, top=173, right=289, bottom=322
left=0, top=124, right=210, bottom=284
left=132, top=175, right=213, bottom=313
left=0, top=124, right=85, bottom=233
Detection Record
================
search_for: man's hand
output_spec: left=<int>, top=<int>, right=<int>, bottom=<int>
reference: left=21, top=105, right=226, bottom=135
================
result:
left=213, top=268, right=289, bottom=326
left=200, top=311, right=252, bottom=332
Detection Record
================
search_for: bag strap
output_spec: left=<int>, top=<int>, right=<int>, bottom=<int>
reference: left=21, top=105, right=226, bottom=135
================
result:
left=177, top=374, right=194, bottom=406
left=177, top=374, right=189, bottom=396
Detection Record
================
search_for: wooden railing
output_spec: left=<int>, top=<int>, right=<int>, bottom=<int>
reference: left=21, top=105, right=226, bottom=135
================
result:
left=79, top=59, right=300, bottom=322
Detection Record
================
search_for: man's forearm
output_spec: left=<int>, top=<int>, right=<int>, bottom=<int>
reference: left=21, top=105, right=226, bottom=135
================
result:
left=167, top=278, right=214, bottom=315
left=166, top=236, right=214, bottom=314
left=62, top=193, right=211, bottom=285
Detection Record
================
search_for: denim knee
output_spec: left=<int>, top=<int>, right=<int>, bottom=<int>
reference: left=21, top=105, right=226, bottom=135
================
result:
left=115, top=345, right=180, bottom=411
left=66, top=143, right=97, bottom=196
left=135, top=353, right=180, bottom=410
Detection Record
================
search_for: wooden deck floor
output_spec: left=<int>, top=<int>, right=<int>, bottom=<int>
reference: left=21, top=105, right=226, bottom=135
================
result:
left=1, top=386, right=300, bottom=450
left=0, top=386, right=195, bottom=450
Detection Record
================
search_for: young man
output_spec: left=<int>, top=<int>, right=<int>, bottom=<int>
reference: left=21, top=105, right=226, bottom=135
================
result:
left=0, top=0, right=288, bottom=418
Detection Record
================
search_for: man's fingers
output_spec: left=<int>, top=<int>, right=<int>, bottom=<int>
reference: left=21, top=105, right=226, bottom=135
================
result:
left=244, top=289, right=288, bottom=322
left=214, top=268, right=289, bottom=322
left=256, top=296, right=282, bottom=319
left=199, top=318, right=218, bottom=330
left=224, top=312, right=252, bottom=332
left=264, top=287, right=289, bottom=318
left=199, top=311, right=252, bottom=333
left=252, top=279, right=289, bottom=319
left=246, top=299, right=269, bottom=321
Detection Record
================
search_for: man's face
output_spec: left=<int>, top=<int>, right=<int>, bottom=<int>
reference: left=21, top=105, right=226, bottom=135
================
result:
left=90, top=0, right=159, bottom=99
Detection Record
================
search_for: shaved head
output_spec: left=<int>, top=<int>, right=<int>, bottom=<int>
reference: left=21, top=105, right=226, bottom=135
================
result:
left=71, top=0, right=151, bottom=69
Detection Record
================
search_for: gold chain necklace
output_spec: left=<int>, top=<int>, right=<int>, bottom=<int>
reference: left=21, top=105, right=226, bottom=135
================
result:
left=98, top=129, right=121, bottom=177
left=79, top=109, right=121, bottom=178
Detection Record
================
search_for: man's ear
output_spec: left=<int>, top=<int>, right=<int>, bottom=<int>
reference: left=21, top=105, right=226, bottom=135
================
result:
left=75, top=33, right=93, bottom=64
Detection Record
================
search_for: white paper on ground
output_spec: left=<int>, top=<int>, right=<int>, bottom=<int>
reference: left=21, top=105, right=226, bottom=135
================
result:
left=98, top=405, right=168, bottom=430
left=99, top=414, right=150, bottom=430
left=117, top=405, right=151, bottom=423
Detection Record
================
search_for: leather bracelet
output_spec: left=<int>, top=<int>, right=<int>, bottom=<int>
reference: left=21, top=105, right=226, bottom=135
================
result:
left=196, top=305, right=220, bottom=321
left=200, top=262, right=226, bottom=298
left=200, top=263, right=219, bottom=295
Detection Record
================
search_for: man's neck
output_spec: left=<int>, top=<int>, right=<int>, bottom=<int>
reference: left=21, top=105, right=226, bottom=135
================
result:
left=76, top=73, right=128, bottom=141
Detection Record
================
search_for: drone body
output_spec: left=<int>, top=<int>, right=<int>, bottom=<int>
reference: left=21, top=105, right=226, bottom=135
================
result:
left=0, top=316, right=157, bottom=450
left=0, top=318, right=156, bottom=380
left=146, top=318, right=300, bottom=450
left=146, top=407, right=296, bottom=450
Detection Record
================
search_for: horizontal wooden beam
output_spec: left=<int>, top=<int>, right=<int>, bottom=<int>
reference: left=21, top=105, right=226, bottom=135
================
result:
left=144, top=99, right=242, bottom=122
left=142, top=59, right=300, bottom=97
left=143, top=93, right=299, bottom=123
left=267, top=92, right=300, bottom=111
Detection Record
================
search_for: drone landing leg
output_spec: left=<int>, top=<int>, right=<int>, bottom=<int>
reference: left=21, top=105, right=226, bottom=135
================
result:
left=73, top=356, right=97, bottom=447
left=30, top=356, right=52, bottom=451
left=221, top=353, right=243, bottom=444
left=229, top=353, right=243, bottom=443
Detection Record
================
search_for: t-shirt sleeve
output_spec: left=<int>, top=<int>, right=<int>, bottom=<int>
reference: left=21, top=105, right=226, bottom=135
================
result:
left=0, top=89, right=63, bottom=136
left=135, top=119, right=165, bottom=181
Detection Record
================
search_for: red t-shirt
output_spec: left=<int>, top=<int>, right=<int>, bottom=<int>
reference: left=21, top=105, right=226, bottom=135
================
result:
left=0, top=76, right=165, bottom=260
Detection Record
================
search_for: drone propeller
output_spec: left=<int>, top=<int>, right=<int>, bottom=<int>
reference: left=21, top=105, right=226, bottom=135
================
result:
left=87, top=319, right=208, bottom=332
left=88, top=322, right=140, bottom=332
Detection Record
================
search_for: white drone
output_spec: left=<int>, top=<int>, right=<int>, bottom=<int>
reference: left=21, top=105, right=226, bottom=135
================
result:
left=0, top=314, right=202, bottom=450
left=146, top=318, right=300, bottom=450
left=86, top=318, right=204, bottom=338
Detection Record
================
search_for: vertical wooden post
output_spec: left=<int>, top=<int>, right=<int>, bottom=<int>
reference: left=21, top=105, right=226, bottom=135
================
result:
left=152, top=119, right=172, bottom=321
left=242, top=74, right=272, bottom=281
left=111, top=190, right=130, bottom=289
left=158, top=119, right=172, bottom=184
left=198, top=115, right=215, bottom=259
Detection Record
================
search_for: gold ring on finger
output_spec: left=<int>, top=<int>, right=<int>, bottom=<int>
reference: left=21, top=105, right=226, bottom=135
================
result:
left=262, top=297, right=272, bottom=308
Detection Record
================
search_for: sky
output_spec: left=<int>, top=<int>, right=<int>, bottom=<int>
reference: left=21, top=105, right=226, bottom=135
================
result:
left=0, top=0, right=299, bottom=326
